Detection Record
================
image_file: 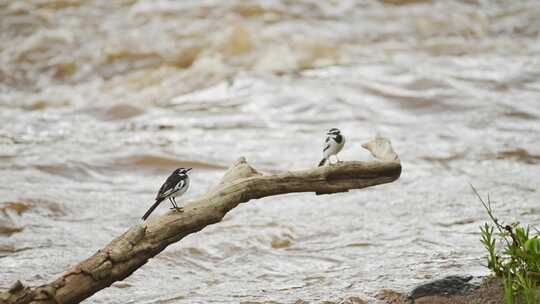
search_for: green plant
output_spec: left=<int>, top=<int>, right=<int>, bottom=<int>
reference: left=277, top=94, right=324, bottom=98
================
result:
left=473, top=185, right=540, bottom=304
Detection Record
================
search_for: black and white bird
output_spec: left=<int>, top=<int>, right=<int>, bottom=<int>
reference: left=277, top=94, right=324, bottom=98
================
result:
left=318, top=128, right=345, bottom=166
left=141, top=167, right=191, bottom=221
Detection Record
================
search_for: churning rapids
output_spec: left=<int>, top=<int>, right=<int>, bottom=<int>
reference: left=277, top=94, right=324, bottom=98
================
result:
left=1, top=0, right=539, bottom=303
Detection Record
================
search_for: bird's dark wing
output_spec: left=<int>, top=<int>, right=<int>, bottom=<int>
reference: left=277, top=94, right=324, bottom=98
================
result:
left=156, top=174, right=184, bottom=199
left=167, top=179, right=186, bottom=197
left=323, top=136, right=332, bottom=152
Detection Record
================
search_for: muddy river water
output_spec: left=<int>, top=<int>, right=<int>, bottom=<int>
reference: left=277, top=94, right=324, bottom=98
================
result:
left=1, top=0, right=540, bottom=303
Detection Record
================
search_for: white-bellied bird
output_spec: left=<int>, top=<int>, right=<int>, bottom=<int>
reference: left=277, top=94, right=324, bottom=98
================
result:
left=318, top=128, right=345, bottom=166
left=142, top=167, right=191, bottom=221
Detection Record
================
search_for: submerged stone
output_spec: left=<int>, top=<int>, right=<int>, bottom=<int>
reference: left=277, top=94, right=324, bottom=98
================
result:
left=408, top=275, right=478, bottom=301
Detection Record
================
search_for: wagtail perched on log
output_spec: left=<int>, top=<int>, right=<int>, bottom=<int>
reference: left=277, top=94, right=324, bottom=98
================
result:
left=142, top=168, right=191, bottom=221
left=318, top=128, right=345, bottom=166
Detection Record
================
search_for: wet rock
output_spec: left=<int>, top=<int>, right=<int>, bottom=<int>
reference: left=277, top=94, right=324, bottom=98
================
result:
left=409, top=277, right=512, bottom=304
left=408, top=275, right=477, bottom=302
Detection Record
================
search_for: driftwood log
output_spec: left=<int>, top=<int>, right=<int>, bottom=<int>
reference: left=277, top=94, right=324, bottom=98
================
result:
left=0, top=137, right=401, bottom=304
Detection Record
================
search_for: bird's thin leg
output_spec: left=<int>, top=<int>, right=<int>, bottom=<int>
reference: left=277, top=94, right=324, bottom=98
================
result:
left=169, top=197, right=177, bottom=209
left=172, top=197, right=183, bottom=212
left=336, top=155, right=341, bottom=163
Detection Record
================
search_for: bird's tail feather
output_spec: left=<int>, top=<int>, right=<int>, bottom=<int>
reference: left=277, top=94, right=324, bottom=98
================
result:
left=142, top=198, right=165, bottom=221
left=318, top=158, right=327, bottom=167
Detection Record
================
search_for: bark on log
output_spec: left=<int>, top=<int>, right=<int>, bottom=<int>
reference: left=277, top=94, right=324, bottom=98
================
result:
left=0, top=137, right=401, bottom=304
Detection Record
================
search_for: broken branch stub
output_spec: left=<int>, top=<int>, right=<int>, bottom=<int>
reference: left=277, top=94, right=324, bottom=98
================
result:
left=0, top=137, right=401, bottom=304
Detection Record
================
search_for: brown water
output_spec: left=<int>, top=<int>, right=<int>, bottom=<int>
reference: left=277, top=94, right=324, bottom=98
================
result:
left=1, top=0, right=540, bottom=303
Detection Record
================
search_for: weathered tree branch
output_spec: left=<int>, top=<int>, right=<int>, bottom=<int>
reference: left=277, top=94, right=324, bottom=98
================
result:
left=0, top=137, right=401, bottom=304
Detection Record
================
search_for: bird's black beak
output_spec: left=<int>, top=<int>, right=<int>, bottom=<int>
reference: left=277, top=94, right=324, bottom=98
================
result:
left=186, top=168, right=192, bottom=172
